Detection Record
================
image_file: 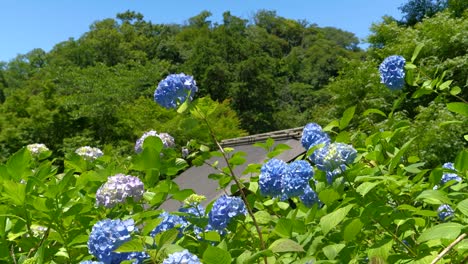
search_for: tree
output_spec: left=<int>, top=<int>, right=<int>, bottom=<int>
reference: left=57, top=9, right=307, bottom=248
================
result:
left=399, top=0, right=448, bottom=25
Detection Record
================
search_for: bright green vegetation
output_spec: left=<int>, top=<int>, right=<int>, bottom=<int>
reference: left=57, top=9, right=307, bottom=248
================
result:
left=0, top=4, right=467, bottom=263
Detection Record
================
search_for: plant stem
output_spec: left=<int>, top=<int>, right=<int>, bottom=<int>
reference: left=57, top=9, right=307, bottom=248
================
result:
left=195, top=107, right=268, bottom=264
left=372, top=218, right=417, bottom=257
left=430, top=232, right=467, bottom=264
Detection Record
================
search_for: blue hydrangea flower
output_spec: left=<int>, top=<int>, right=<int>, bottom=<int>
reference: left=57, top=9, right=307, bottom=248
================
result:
left=441, top=162, right=462, bottom=185
left=300, top=185, right=321, bottom=208
left=150, top=211, right=189, bottom=237
left=208, top=195, right=247, bottom=232
left=259, top=158, right=288, bottom=197
left=162, top=249, right=200, bottom=264
left=154, top=73, right=198, bottom=109
left=379, top=55, right=406, bottom=90
left=27, top=143, right=49, bottom=155
left=310, top=143, right=357, bottom=184
left=87, top=219, right=148, bottom=264
left=96, top=174, right=145, bottom=208
left=135, top=130, right=175, bottom=153
left=75, top=146, right=104, bottom=161
left=301, top=123, right=331, bottom=150
left=437, top=204, right=454, bottom=221
left=282, top=160, right=314, bottom=198
left=79, top=261, right=104, bottom=264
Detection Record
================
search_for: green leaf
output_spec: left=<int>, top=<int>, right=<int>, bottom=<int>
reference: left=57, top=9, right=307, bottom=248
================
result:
left=356, top=182, right=381, bottom=197
left=3, top=180, right=26, bottom=206
left=411, top=43, right=424, bottom=62
left=274, top=218, right=293, bottom=238
left=177, top=98, right=190, bottom=113
left=323, top=120, right=339, bottom=132
left=254, top=211, right=271, bottom=225
left=269, top=238, right=304, bottom=253
left=339, top=105, right=356, bottom=130
left=229, top=151, right=247, bottom=166
left=362, top=108, right=387, bottom=118
left=344, top=219, right=363, bottom=241
left=438, top=80, right=452, bottom=91
left=204, top=231, right=221, bottom=242
left=457, top=199, right=468, bottom=217
left=318, top=189, right=341, bottom=206
left=368, top=238, right=393, bottom=261
left=415, top=190, right=451, bottom=205
left=7, top=148, right=31, bottom=180
left=171, top=189, right=195, bottom=201
left=245, top=250, right=274, bottom=264
left=454, top=149, right=468, bottom=172
left=320, top=204, right=354, bottom=235
left=447, top=102, right=468, bottom=117
left=417, top=223, right=463, bottom=243
left=203, top=246, right=232, bottom=264
left=412, top=88, right=434, bottom=98
left=389, top=137, right=416, bottom=174
left=114, top=239, right=144, bottom=253
left=322, top=244, right=345, bottom=260
left=450, top=86, right=461, bottom=96
left=155, top=228, right=179, bottom=246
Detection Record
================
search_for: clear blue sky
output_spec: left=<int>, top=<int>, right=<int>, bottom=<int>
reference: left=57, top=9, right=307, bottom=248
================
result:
left=0, top=0, right=406, bottom=62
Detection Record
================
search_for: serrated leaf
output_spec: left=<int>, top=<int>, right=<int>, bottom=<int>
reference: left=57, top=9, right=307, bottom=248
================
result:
left=269, top=238, right=304, bottom=253
left=320, top=204, right=354, bottom=235
left=203, top=246, right=231, bottom=264
left=344, top=219, right=363, bottom=241
left=323, top=244, right=345, bottom=260
left=417, top=223, right=463, bottom=243
left=318, top=189, right=340, bottom=206
left=415, top=190, right=451, bottom=205
left=356, top=182, right=381, bottom=197
left=155, top=228, right=179, bottom=246
left=457, top=199, right=468, bottom=217
left=254, top=211, right=271, bottom=225
left=114, top=239, right=144, bottom=253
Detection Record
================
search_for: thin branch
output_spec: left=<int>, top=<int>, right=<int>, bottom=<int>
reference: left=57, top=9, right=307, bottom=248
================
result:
left=431, top=233, right=467, bottom=264
left=195, top=107, right=267, bottom=264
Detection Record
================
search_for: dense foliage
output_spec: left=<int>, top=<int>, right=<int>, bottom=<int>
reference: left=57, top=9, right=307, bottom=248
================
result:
left=0, top=10, right=363, bottom=161
left=0, top=3, right=467, bottom=263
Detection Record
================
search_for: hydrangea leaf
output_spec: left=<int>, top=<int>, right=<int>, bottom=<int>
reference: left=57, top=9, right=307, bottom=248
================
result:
left=356, top=182, right=381, bottom=197
left=343, top=219, right=363, bottom=241
left=114, top=239, right=145, bottom=253
left=417, top=223, right=463, bottom=243
left=447, top=102, right=468, bottom=117
left=411, top=43, right=424, bottom=62
left=415, top=190, right=451, bottom=205
left=322, top=243, right=345, bottom=260
left=319, top=204, right=354, bottom=235
left=339, top=105, right=355, bottom=130
left=454, top=149, right=468, bottom=171
left=457, top=199, right=468, bottom=217
left=203, top=246, right=231, bottom=264
left=7, top=148, right=31, bottom=180
left=269, top=238, right=304, bottom=253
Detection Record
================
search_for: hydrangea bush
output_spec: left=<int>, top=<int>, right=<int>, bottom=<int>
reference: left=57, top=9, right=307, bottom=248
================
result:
left=1, top=51, right=467, bottom=264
